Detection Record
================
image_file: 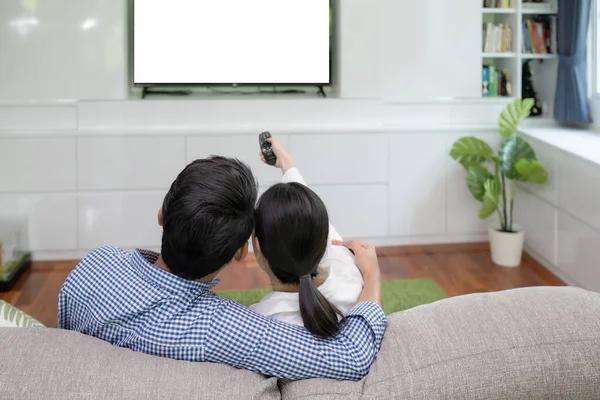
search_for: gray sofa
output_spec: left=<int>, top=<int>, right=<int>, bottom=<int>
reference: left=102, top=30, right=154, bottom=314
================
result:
left=2, top=286, right=600, bottom=399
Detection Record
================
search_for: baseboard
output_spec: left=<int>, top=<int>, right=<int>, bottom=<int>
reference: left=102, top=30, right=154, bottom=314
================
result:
left=31, top=234, right=488, bottom=261
left=356, top=233, right=488, bottom=247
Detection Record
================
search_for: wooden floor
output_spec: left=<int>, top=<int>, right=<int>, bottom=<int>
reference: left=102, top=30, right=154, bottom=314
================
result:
left=1, top=243, right=565, bottom=327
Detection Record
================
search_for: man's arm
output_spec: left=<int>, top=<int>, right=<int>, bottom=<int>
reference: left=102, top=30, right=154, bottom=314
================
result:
left=57, top=288, right=70, bottom=329
left=205, top=297, right=386, bottom=381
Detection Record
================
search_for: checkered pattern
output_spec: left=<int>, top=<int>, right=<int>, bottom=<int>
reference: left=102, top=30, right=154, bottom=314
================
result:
left=58, top=246, right=387, bottom=381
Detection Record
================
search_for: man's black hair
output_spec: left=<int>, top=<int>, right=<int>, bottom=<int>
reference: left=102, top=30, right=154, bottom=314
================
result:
left=160, top=156, right=258, bottom=280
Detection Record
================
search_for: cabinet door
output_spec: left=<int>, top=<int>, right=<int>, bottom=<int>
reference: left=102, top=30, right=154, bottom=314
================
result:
left=380, top=0, right=481, bottom=100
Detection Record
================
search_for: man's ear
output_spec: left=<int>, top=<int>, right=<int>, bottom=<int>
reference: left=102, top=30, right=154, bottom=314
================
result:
left=234, top=241, right=249, bottom=262
left=157, top=208, right=163, bottom=227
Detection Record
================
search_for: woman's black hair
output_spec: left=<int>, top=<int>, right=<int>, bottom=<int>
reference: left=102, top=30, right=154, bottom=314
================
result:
left=255, top=182, right=344, bottom=338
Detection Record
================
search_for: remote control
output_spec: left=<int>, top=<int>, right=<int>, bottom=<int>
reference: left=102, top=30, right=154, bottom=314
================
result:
left=259, top=132, right=277, bottom=166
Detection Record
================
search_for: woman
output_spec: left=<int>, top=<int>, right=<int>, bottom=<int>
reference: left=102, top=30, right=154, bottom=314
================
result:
left=250, top=138, right=381, bottom=338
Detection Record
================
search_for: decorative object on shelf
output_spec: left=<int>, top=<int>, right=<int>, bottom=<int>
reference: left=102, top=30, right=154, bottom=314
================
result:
left=522, top=61, right=542, bottom=116
left=501, top=69, right=512, bottom=96
left=449, top=98, right=548, bottom=267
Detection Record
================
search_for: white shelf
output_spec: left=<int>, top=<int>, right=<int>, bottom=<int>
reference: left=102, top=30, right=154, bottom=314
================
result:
left=480, top=1, right=558, bottom=108
left=521, top=8, right=557, bottom=15
left=482, top=52, right=517, bottom=58
left=482, top=8, right=517, bottom=14
left=482, top=96, right=516, bottom=100
left=522, top=53, right=558, bottom=60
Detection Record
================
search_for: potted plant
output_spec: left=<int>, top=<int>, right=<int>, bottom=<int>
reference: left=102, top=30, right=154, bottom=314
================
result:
left=449, top=98, right=548, bottom=267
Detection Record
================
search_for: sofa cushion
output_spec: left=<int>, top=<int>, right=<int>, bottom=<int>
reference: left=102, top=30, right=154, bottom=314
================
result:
left=0, top=300, right=44, bottom=328
left=280, top=286, right=600, bottom=400
left=0, top=327, right=280, bottom=400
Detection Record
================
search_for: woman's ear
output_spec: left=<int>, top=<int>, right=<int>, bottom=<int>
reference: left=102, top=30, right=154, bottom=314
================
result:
left=157, top=208, right=163, bottom=227
left=234, top=241, right=249, bottom=262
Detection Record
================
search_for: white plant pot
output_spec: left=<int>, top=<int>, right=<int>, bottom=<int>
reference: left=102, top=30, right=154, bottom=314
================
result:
left=488, top=223, right=525, bottom=268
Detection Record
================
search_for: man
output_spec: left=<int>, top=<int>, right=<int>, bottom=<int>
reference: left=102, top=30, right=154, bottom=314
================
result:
left=58, top=156, right=387, bottom=381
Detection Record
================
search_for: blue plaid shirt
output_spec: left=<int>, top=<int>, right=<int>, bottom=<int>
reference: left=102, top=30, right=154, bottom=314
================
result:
left=58, top=246, right=387, bottom=381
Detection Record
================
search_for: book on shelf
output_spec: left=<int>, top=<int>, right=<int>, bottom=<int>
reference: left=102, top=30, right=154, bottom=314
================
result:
left=522, top=16, right=557, bottom=54
left=482, top=23, right=512, bottom=52
left=483, top=0, right=511, bottom=8
left=482, top=65, right=511, bottom=97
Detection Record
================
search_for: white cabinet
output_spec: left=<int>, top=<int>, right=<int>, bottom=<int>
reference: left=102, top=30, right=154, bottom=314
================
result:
left=558, top=212, right=600, bottom=292
left=389, top=134, right=447, bottom=236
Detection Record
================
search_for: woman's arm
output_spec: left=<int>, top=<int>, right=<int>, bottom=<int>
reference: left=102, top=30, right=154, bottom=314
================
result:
left=332, top=240, right=382, bottom=306
left=264, top=138, right=344, bottom=242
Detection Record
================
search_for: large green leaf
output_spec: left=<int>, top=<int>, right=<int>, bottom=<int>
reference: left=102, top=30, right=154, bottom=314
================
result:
left=515, top=159, right=548, bottom=184
left=479, top=178, right=500, bottom=219
left=498, top=98, right=535, bottom=138
left=500, top=135, right=536, bottom=180
left=449, top=137, right=495, bottom=169
left=466, top=166, right=493, bottom=201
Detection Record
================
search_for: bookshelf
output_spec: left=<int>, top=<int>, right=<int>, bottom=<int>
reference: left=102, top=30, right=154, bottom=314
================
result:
left=481, top=0, right=558, bottom=115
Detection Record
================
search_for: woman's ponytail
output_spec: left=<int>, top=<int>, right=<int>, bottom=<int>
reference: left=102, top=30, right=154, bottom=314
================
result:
left=299, top=275, right=344, bottom=338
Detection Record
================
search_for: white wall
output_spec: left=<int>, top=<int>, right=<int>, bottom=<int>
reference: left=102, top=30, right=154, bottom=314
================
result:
left=0, top=0, right=482, bottom=101
left=0, top=0, right=514, bottom=260
left=0, top=0, right=128, bottom=101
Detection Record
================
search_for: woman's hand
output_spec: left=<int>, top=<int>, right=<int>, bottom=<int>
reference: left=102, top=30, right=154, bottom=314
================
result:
left=332, top=240, right=380, bottom=278
left=259, top=137, right=295, bottom=174
left=332, top=239, right=381, bottom=305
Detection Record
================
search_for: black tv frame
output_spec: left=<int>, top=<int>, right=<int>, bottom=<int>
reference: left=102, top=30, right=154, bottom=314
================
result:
left=131, top=0, right=332, bottom=88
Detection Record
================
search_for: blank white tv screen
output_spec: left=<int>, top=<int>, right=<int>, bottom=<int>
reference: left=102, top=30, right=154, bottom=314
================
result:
left=133, top=0, right=330, bottom=85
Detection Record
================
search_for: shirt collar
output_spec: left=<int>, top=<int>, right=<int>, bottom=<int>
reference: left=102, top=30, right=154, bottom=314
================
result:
left=131, top=249, right=220, bottom=294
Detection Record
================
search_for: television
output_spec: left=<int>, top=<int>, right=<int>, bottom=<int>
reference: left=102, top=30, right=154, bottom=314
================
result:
left=133, top=0, right=331, bottom=86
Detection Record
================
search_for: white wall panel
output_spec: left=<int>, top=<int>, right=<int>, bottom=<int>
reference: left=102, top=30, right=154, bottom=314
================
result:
left=0, top=138, right=76, bottom=192
left=389, top=133, right=446, bottom=236
left=77, top=137, right=186, bottom=190
left=290, top=134, right=388, bottom=184
left=0, top=193, right=77, bottom=251
left=78, top=192, right=164, bottom=250
left=314, top=185, right=388, bottom=238
left=187, top=135, right=290, bottom=186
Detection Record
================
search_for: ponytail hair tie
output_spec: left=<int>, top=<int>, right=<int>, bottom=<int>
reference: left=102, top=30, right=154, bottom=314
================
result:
left=300, top=274, right=312, bottom=281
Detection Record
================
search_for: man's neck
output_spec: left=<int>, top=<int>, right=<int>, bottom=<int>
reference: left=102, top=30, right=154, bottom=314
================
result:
left=155, top=255, right=219, bottom=283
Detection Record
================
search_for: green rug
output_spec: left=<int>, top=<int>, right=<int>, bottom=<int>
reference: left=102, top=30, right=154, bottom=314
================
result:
left=217, top=278, right=447, bottom=315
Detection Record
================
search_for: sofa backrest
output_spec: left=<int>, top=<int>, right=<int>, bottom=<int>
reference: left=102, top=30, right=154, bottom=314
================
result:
left=0, top=327, right=280, bottom=400
left=280, top=286, right=600, bottom=399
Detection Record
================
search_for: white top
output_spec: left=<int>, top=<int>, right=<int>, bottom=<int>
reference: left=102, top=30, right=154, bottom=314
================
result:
left=249, top=168, right=363, bottom=326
